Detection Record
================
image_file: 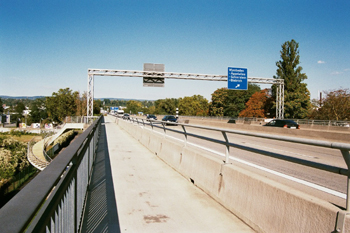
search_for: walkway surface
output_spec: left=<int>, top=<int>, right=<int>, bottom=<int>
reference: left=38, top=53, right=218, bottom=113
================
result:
left=81, top=116, right=255, bottom=233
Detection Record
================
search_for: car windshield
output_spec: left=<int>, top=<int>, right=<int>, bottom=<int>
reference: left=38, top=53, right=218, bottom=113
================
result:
left=267, top=120, right=276, bottom=125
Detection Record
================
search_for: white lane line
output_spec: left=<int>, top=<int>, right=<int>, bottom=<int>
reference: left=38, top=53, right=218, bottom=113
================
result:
left=146, top=127, right=347, bottom=199
left=242, top=142, right=318, bottom=159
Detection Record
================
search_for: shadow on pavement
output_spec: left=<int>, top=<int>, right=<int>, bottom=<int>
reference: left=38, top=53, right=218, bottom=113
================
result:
left=80, top=119, right=121, bottom=233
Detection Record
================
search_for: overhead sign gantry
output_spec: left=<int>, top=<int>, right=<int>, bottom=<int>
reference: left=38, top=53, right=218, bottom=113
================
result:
left=87, top=67, right=284, bottom=119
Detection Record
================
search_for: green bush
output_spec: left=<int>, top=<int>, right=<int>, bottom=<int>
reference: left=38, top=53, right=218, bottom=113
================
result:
left=53, top=130, right=77, bottom=148
left=0, top=136, right=28, bottom=181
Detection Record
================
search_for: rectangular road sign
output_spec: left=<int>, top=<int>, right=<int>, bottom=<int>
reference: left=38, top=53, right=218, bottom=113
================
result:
left=227, top=67, right=248, bottom=90
left=143, top=63, right=165, bottom=87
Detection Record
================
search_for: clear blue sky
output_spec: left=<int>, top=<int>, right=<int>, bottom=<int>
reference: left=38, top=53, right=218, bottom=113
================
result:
left=1, top=0, right=349, bottom=101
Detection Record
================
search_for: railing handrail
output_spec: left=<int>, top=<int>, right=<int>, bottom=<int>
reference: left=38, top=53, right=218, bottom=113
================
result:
left=127, top=116, right=350, bottom=150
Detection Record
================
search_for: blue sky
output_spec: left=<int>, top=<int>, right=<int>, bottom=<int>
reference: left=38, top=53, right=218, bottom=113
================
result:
left=1, top=0, right=349, bottom=101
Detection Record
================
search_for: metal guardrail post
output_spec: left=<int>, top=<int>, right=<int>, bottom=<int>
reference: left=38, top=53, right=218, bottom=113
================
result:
left=341, top=149, right=350, bottom=211
left=181, top=125, right=188, bottom=145
left=221, top=131, right=230, bottom=163
left=161, top=122, right=166, bottom=135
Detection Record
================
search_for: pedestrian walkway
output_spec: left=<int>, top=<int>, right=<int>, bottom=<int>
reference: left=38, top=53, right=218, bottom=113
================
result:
left=29, top=137, right=50, bottom=170
left=81, top=116, right=255, bottom=232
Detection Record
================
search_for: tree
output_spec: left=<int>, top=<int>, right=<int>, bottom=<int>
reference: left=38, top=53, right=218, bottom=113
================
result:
left=273, top=39, right=311, bottom=119
left=103, top=98, right=111, bottom=106
left=146, top=106, right=156, bottom=115
left=209, top=84, right=261, bottom=117
left=125, top=100, right=143, bottom=114
left=75, top=91, right=87, bottom=116
left=93, top=99, right=102, bottom=115
left=178, top=95, right=209, bottom=116
left=28, top=98, right=48, bottom=124
left=46, top=88, right=77, bottom=123
left=155, top=98, right=179, bottom=115
left=209, top=88, right=228, bottom=117
left=0, top=98, right=3, bottom=113
left=239, top=89, right=271, bottom=117
left=13, top=101, right=26, bottom=125
left=310, top=88, right=350, bottom=120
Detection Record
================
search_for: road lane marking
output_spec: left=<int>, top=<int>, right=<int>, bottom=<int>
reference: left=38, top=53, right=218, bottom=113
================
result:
left=242, top=142, right=319, bottom=159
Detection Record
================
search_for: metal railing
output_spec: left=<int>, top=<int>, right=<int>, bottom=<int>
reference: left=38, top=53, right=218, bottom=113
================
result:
left=122, top=116, right=350, bottom=211
left=0, top=116, right=102, bottom=232
left=42, top=132, right=54, bottom=163
left=180, top=115, right=350, bottom=127
left=65, top=116, right=99, bottom=124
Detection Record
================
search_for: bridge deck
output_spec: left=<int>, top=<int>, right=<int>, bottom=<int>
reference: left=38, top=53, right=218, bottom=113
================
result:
left=81, top=116, right=255, bottom=232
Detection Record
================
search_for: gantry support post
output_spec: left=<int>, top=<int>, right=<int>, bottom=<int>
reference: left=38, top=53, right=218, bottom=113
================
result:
left=87, top=74, right=94, bottom=118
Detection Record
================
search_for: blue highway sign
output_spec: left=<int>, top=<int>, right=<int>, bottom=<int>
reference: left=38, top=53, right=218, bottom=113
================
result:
left=227, top=67, right=248, bottom=90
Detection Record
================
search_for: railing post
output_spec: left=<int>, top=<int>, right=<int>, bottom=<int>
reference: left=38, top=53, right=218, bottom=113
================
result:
left=161, top=122, right=166, bottom=136
left=341, top=149, right=350, bottom=211
left=221, top=131, right=230, bottom=163
left=181, top=125, right=188, bottom=145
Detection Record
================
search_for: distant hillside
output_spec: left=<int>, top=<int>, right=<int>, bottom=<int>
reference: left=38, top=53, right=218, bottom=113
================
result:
left=96, top=97, right=155, bottom=101
left=0, top=95, right=46, bottom=100
left=0, top=96, right=154, bottom=101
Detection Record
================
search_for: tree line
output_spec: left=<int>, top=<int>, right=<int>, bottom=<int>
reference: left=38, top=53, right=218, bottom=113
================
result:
left=1, top=39, right=349, bottom=122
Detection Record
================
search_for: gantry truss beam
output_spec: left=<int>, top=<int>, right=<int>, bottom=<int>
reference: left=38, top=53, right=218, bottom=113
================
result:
left=87, top=69, right=284, bottom=118
left=88, top=69, right=283, bottom=84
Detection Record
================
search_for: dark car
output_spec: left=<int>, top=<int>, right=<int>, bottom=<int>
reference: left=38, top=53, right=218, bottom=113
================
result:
left=162, top=115, right=178, bottom=125
left=122, top=113, right=130, bottom=120
left=147, top=114, right=157, bottom=121
left=263, top=119, right=300, bottom=129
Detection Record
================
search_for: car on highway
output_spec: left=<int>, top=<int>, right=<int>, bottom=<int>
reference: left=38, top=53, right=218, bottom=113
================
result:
left=122, top=113, right=130, bottom=120
left=263, top=119, right=300, bottom=129
left=146, top=114, right=157, bottom=121
left=162, top=115, right=178, bottom=125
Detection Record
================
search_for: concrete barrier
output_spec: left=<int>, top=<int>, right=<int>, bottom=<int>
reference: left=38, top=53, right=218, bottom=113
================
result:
left=116, top=118, right=350, bottom=233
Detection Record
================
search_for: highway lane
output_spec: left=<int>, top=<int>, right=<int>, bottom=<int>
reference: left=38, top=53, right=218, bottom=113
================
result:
left=138, top=121, right=349, bottom=209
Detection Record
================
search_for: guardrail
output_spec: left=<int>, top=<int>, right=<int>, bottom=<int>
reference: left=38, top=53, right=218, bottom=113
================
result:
left=65, top=116, right=99, bottom=124
left=180, top=115, right=350, bottom=127
left=123, top=116, right=350, bottom=211
left=0, top=116, right=102, bottom=232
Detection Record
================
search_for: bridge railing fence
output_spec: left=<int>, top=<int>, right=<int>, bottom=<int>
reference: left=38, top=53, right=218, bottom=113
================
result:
left=120, top=115, right=350, bottom=211
left=0, top=116, right=102, bottom=233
